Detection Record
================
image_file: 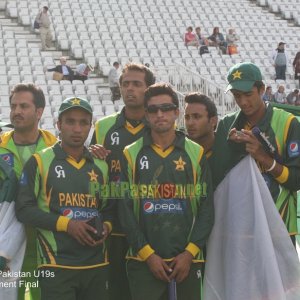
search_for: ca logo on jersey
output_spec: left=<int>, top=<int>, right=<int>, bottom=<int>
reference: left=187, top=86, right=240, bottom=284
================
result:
left=55, top=165, right=65, bottom=178
left=111, top=132, right=119, bottom=145
left=140, top=156, right=149, bottom=170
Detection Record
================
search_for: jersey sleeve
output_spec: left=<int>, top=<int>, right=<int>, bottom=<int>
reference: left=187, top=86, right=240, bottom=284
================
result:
left=278, top=118, right=300, bottom=190
left=118, top=152, right=154, bottom=260
left=189, top=154, right=214, bottom=250
left=15, top=156, right=66, bottom=231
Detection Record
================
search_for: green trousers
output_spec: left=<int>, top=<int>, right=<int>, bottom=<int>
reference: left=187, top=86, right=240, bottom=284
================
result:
left=107, top=235, right=131, bottom=300
left=127, top=260, right=203, bottom=300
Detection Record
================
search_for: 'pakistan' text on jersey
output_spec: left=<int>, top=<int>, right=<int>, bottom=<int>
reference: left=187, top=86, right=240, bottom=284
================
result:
left=92, top=108, right=147, bottom=234
left=16, top=143, right=112, bottom=269
left=119, top=131, right=214, bottom=262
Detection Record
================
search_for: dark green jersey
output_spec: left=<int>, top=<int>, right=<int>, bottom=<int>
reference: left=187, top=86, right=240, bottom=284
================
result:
left=210, top=104, right=300, bottom=234
left=92, top=108, right=147, bottom=234
left=119, top=130, right=214, bottom=262
left=16, top=143, right=112, bottom=269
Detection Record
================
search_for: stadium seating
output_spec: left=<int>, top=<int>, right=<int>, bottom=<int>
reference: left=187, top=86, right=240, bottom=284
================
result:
left=0, top=0, right=300, bottom=132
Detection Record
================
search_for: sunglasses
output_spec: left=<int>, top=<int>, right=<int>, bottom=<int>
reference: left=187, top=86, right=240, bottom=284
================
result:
left=146, top=103, right=177, bottom=113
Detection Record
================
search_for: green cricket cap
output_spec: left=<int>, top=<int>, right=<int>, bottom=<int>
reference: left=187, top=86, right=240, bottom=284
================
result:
left=225, top=62, right=263, bottom=93
left=58, top=97, right=93, bottom=116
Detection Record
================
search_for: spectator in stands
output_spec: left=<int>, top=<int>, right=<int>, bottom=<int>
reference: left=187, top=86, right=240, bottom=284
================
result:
left=226, top=28, right=238, bottom=47
left=262, top=85, right=273, bottom=102
left=208, top=27, right=227, bottom=54
left=292, top=50, right=300, bottom=87
left=271, top=42, right=289, bottom=81
left=272, top=84, right=287, bottom=103
left=108, top=62, right=121, bottom=102
left=74, top=63, right=94, bottom=82
left=286, top=89, right=299, bottom=105
left=184, top=26, right=199, bottom=48
left=35, top=6, right=52, bottom=51
left=47, top=56, right=74, bottom=81
left=195, top=27, right=208, bottom=46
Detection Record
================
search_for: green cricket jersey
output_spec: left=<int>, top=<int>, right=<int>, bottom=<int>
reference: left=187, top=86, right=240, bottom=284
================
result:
left=0, top=129, right=57, bottom=178
left=92, top=108, right=148, bottom=234
left=16, top=143, right=112, bottom=269
left=119, top=130, right=214, bottom=262
left=211, top=104, right=300, bottom=234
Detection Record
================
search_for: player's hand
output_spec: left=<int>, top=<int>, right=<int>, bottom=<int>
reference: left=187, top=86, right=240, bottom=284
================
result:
left=89, top=144, right=111, bottom=159
left=233, top=129, right=270, bottom=162
left=67, top=219, right=99, bottom=246
left=169, top=251, right=193, bottom=283
left=146, top=253, right=172, bottom=282
left=228, top=128, right=247, bottom=143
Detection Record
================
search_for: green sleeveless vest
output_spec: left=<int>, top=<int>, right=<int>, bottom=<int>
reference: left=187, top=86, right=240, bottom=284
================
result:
left=270, top=107, right=297, bottom=234
left=94, top=113, right=119, bottom=145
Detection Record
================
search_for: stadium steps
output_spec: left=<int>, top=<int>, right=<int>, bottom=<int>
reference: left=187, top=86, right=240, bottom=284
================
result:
left=252, top=0, right=300, bottom=26
left=0, top=8, right=109, bottom=91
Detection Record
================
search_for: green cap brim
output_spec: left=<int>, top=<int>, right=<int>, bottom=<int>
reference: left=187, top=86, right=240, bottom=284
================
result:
left=58, top=105, right=92, bottom=116
left=225, top=80, right=255, bottom=93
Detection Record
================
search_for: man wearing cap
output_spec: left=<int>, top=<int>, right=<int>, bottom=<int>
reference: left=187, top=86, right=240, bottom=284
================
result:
left=0, top=83, right=57, bottom=300
left=210, top=62, right=300, bottom=243
left=74, top=63, right=94, bottom=82
left=16, top=97, right=112, bottom=300
left=271, top=42, right=289, bottom=81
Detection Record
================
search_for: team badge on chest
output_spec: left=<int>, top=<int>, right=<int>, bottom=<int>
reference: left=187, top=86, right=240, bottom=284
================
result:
left=173, top=156, right=186, bottom=171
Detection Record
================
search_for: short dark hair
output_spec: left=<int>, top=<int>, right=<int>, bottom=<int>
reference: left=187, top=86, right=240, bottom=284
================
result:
left=119, top=63, right=156, bottom=87
left=9, top=83, right=46, bottom=109
left=43, top=6, right=48, bottom=11
left=253, top=81, right=265, bottom=91
left=144, top=83, right=179, bottom=108
left=184, top=93, right=217, bottom=118
left=113, top=61, right=119, bottom=67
